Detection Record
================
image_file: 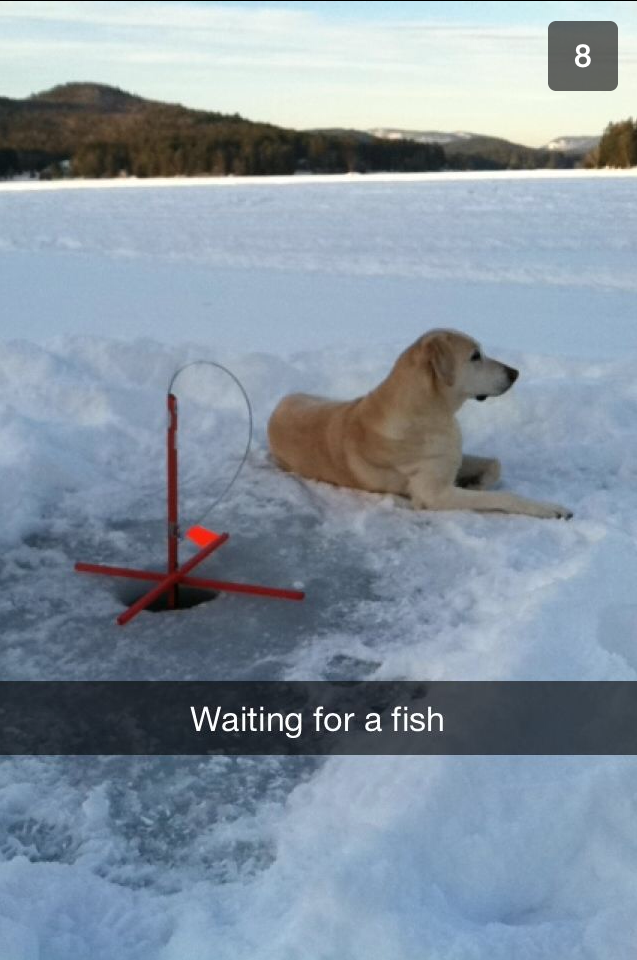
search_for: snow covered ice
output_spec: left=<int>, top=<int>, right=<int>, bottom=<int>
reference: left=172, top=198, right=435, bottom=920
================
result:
left=1, top=170, right=637, bottom=958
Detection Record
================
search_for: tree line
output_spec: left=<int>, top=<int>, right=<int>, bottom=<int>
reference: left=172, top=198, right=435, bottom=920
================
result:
left=585, top=118, right=637, bottom=168
left=67, top=128, right=445, bottom=178
left=0, top=111, right=445, bottom=179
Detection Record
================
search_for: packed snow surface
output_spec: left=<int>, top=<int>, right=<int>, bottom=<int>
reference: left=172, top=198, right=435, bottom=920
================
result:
left=1, top=170, right=637, bottom=958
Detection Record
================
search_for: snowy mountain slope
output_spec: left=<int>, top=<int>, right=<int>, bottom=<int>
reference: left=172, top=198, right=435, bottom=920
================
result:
left=1, top=171, right=637, bottom=958
left=543, top=135, right=600, bottom=155
left=369, top=128, right=599, bottom=161
left=369, top=127, right=474, bottom=144
left=370, top=129, right=599, bottom=155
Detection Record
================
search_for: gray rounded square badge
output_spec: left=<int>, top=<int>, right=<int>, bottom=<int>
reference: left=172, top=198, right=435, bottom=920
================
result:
left=548, top=21, right=618, bottom=91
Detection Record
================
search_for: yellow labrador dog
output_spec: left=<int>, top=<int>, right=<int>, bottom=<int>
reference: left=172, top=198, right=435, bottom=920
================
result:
left=268, top=329, right=572, bottom=519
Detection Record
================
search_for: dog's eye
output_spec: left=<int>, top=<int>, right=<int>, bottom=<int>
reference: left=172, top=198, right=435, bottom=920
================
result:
left=470, top=350, right=481, bottom=361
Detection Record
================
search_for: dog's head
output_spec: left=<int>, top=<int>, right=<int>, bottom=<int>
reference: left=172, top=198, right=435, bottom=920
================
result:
left=407, top=329, right=518, bottom=407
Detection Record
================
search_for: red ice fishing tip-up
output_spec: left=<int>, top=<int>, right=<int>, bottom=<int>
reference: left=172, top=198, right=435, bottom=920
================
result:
left=186, top=525, right=223, bottom=548
left=74, top=391, right=305, bottom=626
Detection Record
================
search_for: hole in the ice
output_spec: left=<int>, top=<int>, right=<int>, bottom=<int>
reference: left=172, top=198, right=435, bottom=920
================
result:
left=114, top=580, right=218, bottom=612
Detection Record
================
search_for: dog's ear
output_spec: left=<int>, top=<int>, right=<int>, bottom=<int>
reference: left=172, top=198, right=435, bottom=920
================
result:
left=425, top=335, right=455, bottom=387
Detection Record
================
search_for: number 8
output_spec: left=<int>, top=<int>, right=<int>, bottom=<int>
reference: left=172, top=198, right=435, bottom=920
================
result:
left=575, top=43, right=591, bottom=68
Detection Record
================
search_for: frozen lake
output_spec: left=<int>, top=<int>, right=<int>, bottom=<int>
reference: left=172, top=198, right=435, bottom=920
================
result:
left=1, top=170, right=637, bottom=959
left=2, top=168, right=637, bottom=355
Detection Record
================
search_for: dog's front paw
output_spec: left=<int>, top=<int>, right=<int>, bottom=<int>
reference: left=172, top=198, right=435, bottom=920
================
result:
left=537, top=501, right=573, bottom=520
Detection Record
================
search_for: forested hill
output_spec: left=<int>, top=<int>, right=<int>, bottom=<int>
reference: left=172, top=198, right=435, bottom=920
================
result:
left=586, top=117, right=637, bottom=168
left=0, top=83, right=445, bottom=178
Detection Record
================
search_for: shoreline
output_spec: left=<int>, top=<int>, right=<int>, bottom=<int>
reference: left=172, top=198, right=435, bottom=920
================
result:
left=2, top=166, right=637, bottom=193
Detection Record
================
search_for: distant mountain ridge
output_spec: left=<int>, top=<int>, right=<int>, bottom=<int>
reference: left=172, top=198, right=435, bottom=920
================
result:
left=370, top=127, right=599, bottom=156
left=0, top=82, right=586, bottom=179
left=0, top=82, right=444, bottom=178
left=29, top=82, right=146, bottom=110
left=542, top=135, right=600, bottom=155
left=370, top=127, right=598, bottom=162
left=370, top=128, right=475, bottom=145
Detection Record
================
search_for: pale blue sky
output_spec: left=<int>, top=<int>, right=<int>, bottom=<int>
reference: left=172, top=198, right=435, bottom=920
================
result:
left=0, top=1, right=635, bottom=145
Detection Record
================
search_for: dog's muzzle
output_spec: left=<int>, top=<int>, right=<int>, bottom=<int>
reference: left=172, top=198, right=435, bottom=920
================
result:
left=476, top=365, right=519, bottom=401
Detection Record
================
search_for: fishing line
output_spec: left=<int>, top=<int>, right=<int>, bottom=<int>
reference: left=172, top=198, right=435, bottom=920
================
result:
left=167, top=360, right=253, bottom=539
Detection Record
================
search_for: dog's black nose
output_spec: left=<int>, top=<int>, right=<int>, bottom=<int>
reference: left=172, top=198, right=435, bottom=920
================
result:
left=506, top=366, right=519, bottom=384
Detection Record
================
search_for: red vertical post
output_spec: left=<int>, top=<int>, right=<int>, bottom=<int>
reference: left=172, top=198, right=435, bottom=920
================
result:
left=167, top=392, right=179, bottom=609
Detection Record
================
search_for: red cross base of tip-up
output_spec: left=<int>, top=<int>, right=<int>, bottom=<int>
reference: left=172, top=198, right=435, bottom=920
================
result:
left=74, top=393, right=305, bottom=626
